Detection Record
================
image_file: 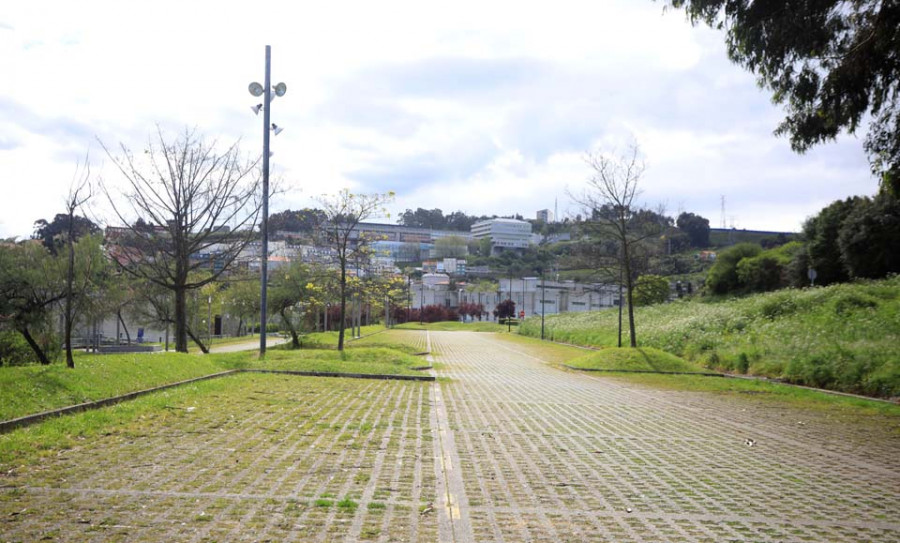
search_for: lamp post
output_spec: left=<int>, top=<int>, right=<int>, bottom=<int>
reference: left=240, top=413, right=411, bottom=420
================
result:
left=248, top=45, right=286, bottom=357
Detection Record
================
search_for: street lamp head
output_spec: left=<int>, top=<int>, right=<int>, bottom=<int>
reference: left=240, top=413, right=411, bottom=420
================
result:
left=271, top=123, right=283, bottom=135
left=273, top=82, right=287, bottom=97
left=248, top=82, right=265, bottom=97
left=251, top=103, right=263, bottom=115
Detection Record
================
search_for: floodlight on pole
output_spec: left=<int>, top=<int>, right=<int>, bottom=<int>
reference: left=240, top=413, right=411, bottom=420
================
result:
left=251, top=103, right=263, bottom=115
left=271, top=123, right=283, bottom=135
left=247, top=45, right=286, bottom=358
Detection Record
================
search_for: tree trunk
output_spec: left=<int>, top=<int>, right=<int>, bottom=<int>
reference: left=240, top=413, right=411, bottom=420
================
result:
left=280, top=307, right=301, bottom=348
left=117, top=310, right=131, bottom=344
left=623, top=246, right=637, bottom=348
left=64, top=215, right=76, bottom=368
left=174, top=287, right=188, bottom=352
left=186, top=327, right=209, bottom=354
left=20, top=326, right=52, bottom=365
left=337, top=265, right=347, bottom=351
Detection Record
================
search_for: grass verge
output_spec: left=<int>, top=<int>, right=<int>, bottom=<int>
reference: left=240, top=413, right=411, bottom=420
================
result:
left=565, top=347, right=711, bottom=374
left=601, top=372, right=900, bottom=418
left=1, top=341, right=426, bottom=422
left=519, top=276, right=900, bottom=398
left=393, top=321, right=508, bottom=332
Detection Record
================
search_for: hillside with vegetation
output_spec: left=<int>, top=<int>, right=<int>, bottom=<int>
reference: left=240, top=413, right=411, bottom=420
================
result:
left=519, top=276, right=900, bottom=399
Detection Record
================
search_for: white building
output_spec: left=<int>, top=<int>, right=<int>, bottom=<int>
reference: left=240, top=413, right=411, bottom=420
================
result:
left=470, top=218, right=533, bottom=254
left=536, top=209, right=553, bottom=222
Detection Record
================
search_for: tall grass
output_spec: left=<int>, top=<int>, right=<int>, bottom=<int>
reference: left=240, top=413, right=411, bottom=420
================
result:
left=519, top=276, right=900, bottom=398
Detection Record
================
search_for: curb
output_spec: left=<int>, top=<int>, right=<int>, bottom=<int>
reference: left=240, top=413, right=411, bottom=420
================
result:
left=243, top=369, right=434, bottom=382
left=563, top=365, right=724, bottom=377
left=0, top=368, right=435, bottom=434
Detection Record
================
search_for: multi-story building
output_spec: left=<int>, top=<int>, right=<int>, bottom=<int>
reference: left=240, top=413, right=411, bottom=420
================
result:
left=470, top=218, right=532, bottom=254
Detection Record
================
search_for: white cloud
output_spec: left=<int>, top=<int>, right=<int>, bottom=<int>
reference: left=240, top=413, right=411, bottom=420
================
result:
left=0, top=0, right=880, bottom=238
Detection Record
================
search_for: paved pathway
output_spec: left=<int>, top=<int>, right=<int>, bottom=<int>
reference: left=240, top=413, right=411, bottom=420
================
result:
left=429, top=331, right=900, bottom=542
left=2, top=331, right=898, bottom=542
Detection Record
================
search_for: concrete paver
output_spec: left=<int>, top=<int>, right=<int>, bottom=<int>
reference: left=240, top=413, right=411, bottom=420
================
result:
left=432, top=331, right=900, bottom=542
left=2, top=330, right=898, bottom=542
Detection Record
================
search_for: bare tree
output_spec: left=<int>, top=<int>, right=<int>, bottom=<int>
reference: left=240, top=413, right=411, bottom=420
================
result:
left=316, top=189, right=394, bottom=351
left=101, top=127, right=261, bottom=353
left=63, top=160, right=93, bottom=368
left=570, top=145, right=663, bottom=348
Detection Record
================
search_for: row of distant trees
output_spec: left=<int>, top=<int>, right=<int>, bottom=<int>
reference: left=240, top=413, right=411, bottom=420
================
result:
left=705, top=190, right=900, bottom=296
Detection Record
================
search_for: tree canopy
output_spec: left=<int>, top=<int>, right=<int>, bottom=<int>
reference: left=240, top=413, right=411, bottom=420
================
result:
left=32, top=214, right=100, bottom=255
left=398, top=208, right=489, bottom=231
left=665, top=0, right=900, bottom=194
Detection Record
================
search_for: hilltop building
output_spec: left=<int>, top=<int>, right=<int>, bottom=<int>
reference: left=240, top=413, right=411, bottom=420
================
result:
left=470, top=218, right=532, bottom=255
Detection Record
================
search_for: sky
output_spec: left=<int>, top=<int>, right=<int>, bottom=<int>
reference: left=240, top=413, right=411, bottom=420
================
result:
left=0, top=1, right=880, bottom=239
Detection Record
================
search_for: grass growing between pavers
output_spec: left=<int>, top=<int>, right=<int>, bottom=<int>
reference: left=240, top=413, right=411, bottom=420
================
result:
left=1, top=373, right=439, bottom=541
left=1, top=341, right=427, bottom=422
left=565, top=347, right=711, bottom=374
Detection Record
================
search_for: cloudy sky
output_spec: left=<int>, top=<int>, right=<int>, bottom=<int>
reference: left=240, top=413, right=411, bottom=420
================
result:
left=0, top=1, right=879, bottom=239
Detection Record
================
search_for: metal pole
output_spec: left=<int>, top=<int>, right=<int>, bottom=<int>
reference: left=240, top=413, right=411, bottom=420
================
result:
left=259, top=45, right=272, bottom=357
left=407, top=274, right=411, bottom=323
left=207, top=295, right=212, bottom=346
left=541, top=272, right=545, bottom=340
left=507, top=271, right=512, bottom=333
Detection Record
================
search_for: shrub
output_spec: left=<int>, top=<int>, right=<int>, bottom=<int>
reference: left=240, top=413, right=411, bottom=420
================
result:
left=633, top=275, right=670, bottom=306
left=0, top=331, right=36, bottom=366
left=705, top=243, right=762, bottom=295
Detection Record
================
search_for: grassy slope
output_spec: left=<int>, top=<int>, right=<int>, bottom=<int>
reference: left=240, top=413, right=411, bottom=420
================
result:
left=566, top=347, right=709, bottom=373
left=519, top=276, right=900, bottom=398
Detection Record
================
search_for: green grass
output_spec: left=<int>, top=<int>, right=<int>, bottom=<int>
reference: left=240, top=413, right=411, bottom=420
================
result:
left=393, top=321, right=508, bottom=332
left=565, top=347, right=709, bottom=373
left=249, top=347, right=428, bottom=376
left=519, top=276, right=900, bottom=398
left=0, top=352, right=239, bottom=421
left=298, top=325, right=387, bottom=348
left=602, top=373, right=900, bottom=417
left=0, top=341, right=426, bottom=422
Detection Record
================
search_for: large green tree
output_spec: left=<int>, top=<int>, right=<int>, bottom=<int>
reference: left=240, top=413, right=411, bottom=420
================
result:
left=838, top=191, right=900, bottom=278
left=804, top=197, right=861, bottom=285
left=0, top=243, right=65, bottom=364
left=664, top=0, right=900, bottom=193
left=676, top=212, right=710, bottom=248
